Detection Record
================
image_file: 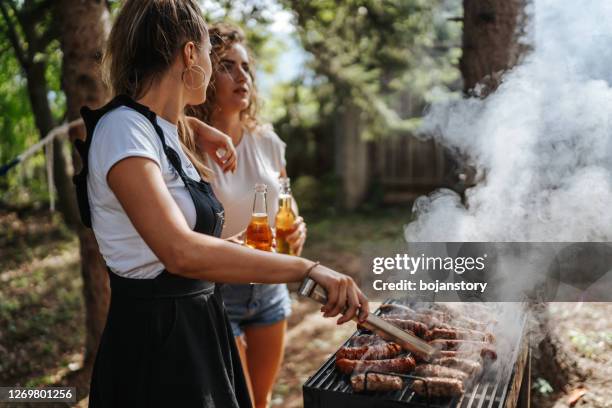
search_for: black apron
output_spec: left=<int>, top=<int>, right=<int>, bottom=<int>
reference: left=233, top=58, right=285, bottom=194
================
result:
left=74, top=95, right=252, bottom=408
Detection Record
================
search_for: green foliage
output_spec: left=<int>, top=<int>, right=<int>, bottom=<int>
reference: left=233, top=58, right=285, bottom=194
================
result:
left=569, top=329, right=612, bottom=359
left=202, top=0, right=277, bottom=60
left=0, top=0, right=64, bottom=206
left=1, top=0, right=462, bottom=211
left=261, top=0, right=463, bottom=202
left=533, top=377, right=554, bottom=395
left=284, top=0, right=461, bottom=139
left=0, top=41, right=48, bottom=205
left=0, top=47, right=36, bottom=164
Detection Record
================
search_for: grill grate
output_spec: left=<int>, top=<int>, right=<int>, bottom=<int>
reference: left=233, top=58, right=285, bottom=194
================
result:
left=303, top=301, right=529, bottom=408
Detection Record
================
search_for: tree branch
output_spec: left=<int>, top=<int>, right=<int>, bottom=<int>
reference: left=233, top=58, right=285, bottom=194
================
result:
left=20, top=0, right=53, bottom=37
left=0, top=42, right=11, bottom=55
left=37, top=21, right=59, bottom=50
left=0, top=1, right=28, bottom=68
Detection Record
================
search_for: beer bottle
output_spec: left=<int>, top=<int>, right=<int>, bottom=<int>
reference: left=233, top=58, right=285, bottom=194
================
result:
left=245, top=183, right=273, bottom=251
left=275, top=177, right=297, bottom=255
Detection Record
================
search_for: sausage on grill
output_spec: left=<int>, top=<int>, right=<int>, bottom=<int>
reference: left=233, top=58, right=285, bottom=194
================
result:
left=383, top=318, right=429, bottom=337
left=335, top=355, right=416, bottom=375
left=336, top=342, right=403, bottom=360
left=418, top=308, right=490, bottom=331
left=425, top=327, right=495, bottom=343
left=435, top=340, right=497, bottom=361
left=348, top=334, right=387, bottom=347
left=414, top=364, right=469, bottom=382
left=437, top=350, right=494, bottom=361
left=431, top=357, right=483, bottom=376
left=379, top=303, right=414, bottom=314
left=350, top=373, right=404, bottom=393
left=430, top=340, right=498, bottom=360
left=378, top=304, right=458, bottom=330
left=412, top=377, right=464, bottom=398
left=429, top=303, right=498, bottom=327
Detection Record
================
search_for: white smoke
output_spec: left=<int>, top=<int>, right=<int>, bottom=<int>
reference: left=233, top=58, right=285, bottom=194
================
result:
left=406, top=0, right=612, bottom=242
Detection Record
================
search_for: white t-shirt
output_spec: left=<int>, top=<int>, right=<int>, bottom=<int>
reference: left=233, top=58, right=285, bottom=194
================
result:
left=209, top=125, right=286, bottom=238
left=87, top=106, right=201, bottom=279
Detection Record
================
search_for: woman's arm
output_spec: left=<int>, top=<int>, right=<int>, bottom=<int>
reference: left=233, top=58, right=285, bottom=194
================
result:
left=107, top=157, right=368, bottom=323
left=186, top=116, right=237, bottom=173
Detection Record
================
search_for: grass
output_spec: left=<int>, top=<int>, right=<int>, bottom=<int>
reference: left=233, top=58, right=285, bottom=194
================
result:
left=568, top=329, right=612, bottom=360
left=304, top=207, right=410, bottom=252
left=0, top=209, right=83, bottom=387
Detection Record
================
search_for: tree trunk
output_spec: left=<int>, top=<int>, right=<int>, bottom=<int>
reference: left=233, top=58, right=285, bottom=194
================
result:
left=24, top=60, right=79, bottom=227
left=461, top=0, right=530, bottom=96
left=55, top=0, right=111, bottom=385
left=334, top=103, right=369, bottom=209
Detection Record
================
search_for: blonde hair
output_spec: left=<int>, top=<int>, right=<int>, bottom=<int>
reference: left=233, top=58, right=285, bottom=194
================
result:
left=187, top=22, right=261, bottom=131
left=103, top=0, right=212, bottom=179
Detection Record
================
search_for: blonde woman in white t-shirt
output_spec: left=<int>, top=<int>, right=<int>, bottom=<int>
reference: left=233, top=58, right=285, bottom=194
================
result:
left=80, top=2, right=368, bottom=406
left=188, top=24, right=305, bottom=408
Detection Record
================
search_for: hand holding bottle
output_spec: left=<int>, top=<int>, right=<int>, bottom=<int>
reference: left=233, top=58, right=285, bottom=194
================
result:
left=285, top=216, right=307, bottom=256
left=275, top=177, right=300, bottom=255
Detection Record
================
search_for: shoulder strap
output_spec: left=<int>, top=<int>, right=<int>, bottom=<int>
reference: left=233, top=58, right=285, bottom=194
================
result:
left=74, top=95, right=131, bottom=227
left=73, top=95, right=187, bottom=228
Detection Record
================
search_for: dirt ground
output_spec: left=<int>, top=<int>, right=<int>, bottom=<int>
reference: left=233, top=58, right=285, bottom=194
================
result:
left=531, top=303, right=612, bottom=408
left=1, top=208, right=611, bottom=407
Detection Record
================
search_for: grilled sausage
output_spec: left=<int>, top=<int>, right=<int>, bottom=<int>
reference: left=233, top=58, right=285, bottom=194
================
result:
left=378, top=304, right=452, bottom=330
left=347, top=334, right=387, bottom=347
left=350, top=373, right=404, bottom=393
left=431, top=357, right=482, bottom=376
left=414, top=364, right=469, bottom=382
left=379, top=303, right=414, bottom=314
left=336, top=342, right=403, bottom=360
left=412, top=377, right=465, bottom=398
left=437, top=349, right=495, bottom=361
left=430, top=303, right=497, bottom=325
left=430, top=340, right=498, bottom=360
left=383, top=318, right=429, bottom=337
left=425, top=327, right=495, bottom=343
left=335, top=355, right=416, bottom=375
left=417, top=308, right=490, bottom=331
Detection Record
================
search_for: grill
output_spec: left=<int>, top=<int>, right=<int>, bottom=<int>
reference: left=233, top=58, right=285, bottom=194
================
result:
left=303, top=301, right=530, bottom=408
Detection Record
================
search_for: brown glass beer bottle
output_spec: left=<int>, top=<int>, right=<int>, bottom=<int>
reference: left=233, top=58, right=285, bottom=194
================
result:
left=245, top=183, right=273, bottom=251
left=275, top=177, right=296, bottom=255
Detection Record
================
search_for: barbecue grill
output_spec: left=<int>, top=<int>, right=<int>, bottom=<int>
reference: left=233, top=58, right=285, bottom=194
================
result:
left=303, top=301, right=531, bottom=408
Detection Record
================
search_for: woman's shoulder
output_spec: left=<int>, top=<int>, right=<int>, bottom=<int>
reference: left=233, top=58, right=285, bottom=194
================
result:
left=251, top=123, right=285, bottom=149
left=248, top=124, right=286, bottom=169
left=95, top=106, right=156, bottom=139
left=89, top=105, right=163, bottom=175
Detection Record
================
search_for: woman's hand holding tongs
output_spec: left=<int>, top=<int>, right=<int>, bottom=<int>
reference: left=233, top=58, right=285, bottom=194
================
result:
left=307, top=264, right=369, bottom=325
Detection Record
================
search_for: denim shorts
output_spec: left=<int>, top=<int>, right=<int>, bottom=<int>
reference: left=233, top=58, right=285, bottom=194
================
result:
left=220, top=283, right=292, bottom=337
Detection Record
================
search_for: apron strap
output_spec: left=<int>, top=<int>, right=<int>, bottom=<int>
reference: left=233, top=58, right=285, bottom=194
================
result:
left=74, top=94, right=196, bottom=227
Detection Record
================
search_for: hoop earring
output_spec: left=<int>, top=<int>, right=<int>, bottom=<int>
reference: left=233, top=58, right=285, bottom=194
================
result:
left=182, top=65, right=207, bottom=90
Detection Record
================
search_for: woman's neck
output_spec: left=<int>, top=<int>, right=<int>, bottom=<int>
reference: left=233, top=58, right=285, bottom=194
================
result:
left=211, top=111, right=243, bottom=145
left=138, top=76, right=183, bottom=125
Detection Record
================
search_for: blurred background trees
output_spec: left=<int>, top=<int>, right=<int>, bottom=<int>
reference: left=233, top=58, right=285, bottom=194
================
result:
left=1, top=0, right=464, bottom=214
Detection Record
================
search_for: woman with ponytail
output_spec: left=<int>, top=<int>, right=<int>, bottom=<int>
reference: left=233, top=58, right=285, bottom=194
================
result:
left=75, top=1, right=368, bottom=407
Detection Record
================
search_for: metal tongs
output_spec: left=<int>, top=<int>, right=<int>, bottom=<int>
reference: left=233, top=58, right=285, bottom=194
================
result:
left=298, top=277, right=435, bottom=361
